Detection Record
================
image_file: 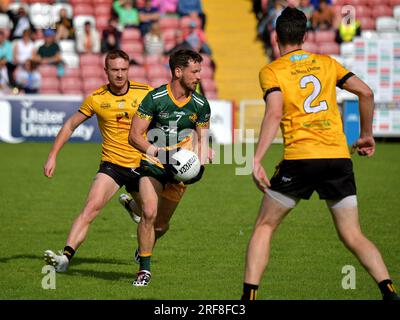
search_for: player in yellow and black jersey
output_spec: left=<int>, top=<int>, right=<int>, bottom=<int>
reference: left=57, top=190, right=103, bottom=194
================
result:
left=242, top=7, right=399, bottom=301
left=42, top=50, right=152, bottom=272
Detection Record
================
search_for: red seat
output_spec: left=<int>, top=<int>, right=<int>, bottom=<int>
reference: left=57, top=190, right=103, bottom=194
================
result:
left=81, top=66, right=104, bottom=78
left=317, top=42, right=340, bottom=55
left=367, top=0, right=390, bottom=5
left=128, top=65, right=147, bottom=78
left=83, top=77, right=104, bottom=92
left=200, top=66, right=214, bottom=79
left=353, top=5, right=372, bottom=18
left=200, top=79, right=217, bottom=92
left=38, top=65, right=58, bottom=77
left=161, top=29, right=177, bottom=42
left=389, top=0, right=400, bottom=6
left=200, top=54, right=212, bottom=67
left=41, top=77, right=60, bottom=91
left=147, top=64, right=169, bottom=78
left=305, top=31, right=315, bottom=43
left=302, top=41, right=317, bottom=53
left=203, top=90, right=218, bottom=99
left=94, top=4, right=111, bottom=17
left=341, top=0, right=367, bottom=5
left=314, top=30, right=336, bottom=43
left=149, top=77, right=170, bottom=88
left=121, top=41, right=144, bottom=55
left=60, top=77, right=83, bottom=92
left=360, top=16, right=376, bottom=30
left=73, top=4, right=94, bottom=16
left=370, top=5, right=393, bottom=18
left=121, top=28, right=142, bottom=41
left=95, top=16, right=110, bottom=32
left=143, top=54, right=162, bottom=65
left=159, top=17, right=180, bottom=30
left=80, top=53, right=102, bottom=66
left=64, top=67, right=81, bottom=78
left=130, top=77, right=148, bottom=84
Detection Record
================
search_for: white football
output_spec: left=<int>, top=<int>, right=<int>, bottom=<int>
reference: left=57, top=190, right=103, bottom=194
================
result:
left=170, top=149, right=201, bottom=182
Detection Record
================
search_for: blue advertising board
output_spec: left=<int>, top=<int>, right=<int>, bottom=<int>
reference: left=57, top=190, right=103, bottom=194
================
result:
left=343, top=100, right=360, bottom=146
left=0, top=95, right=102, bottom=143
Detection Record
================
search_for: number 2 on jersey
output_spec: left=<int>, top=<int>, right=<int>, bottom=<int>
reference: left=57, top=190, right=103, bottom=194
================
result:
left=300, top=75, right=328, bottom=114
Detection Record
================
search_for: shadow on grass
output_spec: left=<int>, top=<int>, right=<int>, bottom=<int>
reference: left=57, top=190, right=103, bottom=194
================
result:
left=64, top=268, right=134, bottom=281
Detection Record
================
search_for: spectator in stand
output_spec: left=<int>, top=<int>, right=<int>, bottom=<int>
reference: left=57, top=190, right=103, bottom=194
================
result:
left=101, top=17, right=122, bottom=53
left=0, top=29, right=16, bottom=88
left=5, top=6, right=36, bottom=41
left=335, top=12, right=361, bottom=44
left=55, top=8, right=75, bottom=41
left=311, top=0, right=335, bottom=30
left=164, top=29, right=193, bottom=56
left=298, top=0, right=314, bottom=30
left=184, top=20, right=211, bottom=55
left=152, top=0, right=178, bottom=15
left=310, top=0, right=332, bottom=9
left=15, top=59, right=41, bottom=94
left=76, top=21, right=101, bottom=54
left=33, top=29, right=65, bottom=77
left=139, top=0, right=160, bottom=36
left=13, top=29, right=35, bottom=66
left=113, top=0, right=140, bottom=29
left=0, top=58, right=13, bottom=94
left=177, top=0, right=206, bottom=30
left=144, top=21, right=164, bottom=56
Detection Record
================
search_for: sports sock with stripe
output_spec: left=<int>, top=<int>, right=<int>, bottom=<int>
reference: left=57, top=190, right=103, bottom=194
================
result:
left=241, top=283, right=258, bottom=300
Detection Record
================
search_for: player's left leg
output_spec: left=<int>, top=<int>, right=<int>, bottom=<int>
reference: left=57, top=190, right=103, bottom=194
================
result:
left=133, top=176, right=163, bottom=286
left=242, top=190, right=294, bottom=300
left=328, top=197, right=400, bottom=300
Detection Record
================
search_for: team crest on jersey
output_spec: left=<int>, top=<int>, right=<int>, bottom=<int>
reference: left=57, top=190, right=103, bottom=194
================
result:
left=159, top=111, right=169, bottom=119
left=116, top=99, right=126, bottom=109
left=131, top=98, right=139, bottom=109
left=100, top=102, right=111, bottom=109
left=189, top=113, right=198, bottom=123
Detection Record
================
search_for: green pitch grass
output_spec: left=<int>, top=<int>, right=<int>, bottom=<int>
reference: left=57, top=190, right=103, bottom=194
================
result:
left=0, top=142, right=399, bottom=300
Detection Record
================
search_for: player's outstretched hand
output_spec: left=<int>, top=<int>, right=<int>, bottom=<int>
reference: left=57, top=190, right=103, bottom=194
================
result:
left=184, top=165, right=205, bottom=185
left=252, top=161, right=270, bottom=193
left=351, top=136, right=375, bottom=157
left=44, top=157, right=56, bottom=178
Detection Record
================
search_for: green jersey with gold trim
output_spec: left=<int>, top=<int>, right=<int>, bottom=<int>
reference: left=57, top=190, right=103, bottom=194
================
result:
left=136, top=84, right=211, bottom=147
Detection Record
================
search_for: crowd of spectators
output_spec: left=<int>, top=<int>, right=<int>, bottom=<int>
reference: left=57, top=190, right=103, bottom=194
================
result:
left=251, top=0, right=362, bottom=60
left=0, top=0, right=215, bottom=97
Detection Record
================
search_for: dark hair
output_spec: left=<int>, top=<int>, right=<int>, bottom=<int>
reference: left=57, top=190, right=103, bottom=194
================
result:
left=105, top=49, right=130, bottom=67
left=276, top=7, right=307, bottom=46
left=169, top=49, right=203, bottom=75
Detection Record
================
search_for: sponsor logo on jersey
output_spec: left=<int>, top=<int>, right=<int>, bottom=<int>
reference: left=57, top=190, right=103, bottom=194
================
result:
left=100, top=102, right=111, bottom=109
left=159, top=111, right=169, bottom=119
left=290, top=54, right=309, bottom=62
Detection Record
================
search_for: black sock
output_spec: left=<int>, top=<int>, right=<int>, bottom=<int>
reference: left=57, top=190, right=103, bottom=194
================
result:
left=63, top=246, right=75, bottom=261
left=378, top=279, right=397, bottom=296
left=241, top=283, right=259, bottom=300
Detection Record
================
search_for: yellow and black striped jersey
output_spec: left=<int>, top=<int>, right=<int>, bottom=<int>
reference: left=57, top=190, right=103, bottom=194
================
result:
left=79, top=81, right=153, bottom=168
left=259, top=49, right=353, bottom=160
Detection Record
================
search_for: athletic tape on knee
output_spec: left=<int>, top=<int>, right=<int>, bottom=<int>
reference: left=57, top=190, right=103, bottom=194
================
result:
left=265, top=188, right=299, bottom=208
left=326, top=195, right=358, bottom=209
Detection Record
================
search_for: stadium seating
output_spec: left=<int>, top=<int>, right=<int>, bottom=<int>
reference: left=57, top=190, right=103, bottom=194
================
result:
left=5, top=0, right=217, bottom=98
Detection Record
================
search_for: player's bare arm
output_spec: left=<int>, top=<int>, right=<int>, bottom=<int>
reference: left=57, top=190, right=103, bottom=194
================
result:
left=128, top=115, right=158, bottom=157
left=253, top=91, right=283, bottom=192
left=44, top=111, right=89, bottom=178
left=195, top=125, right=210, bottom=165
left=342, top=76, right=375, bottom=157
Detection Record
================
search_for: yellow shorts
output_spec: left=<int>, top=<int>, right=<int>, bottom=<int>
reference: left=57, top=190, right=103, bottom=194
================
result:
left=161, top=182, right=187, bottom=202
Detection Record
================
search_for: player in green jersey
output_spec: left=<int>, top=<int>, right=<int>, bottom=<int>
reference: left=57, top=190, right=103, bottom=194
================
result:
left=128, top=49, right=211, bottom=286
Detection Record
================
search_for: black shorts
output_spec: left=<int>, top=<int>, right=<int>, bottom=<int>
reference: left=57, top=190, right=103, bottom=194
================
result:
left=97, top=161, right=141, bottom=193
left=269, top=159, right=356, bottom=200
left=138, top=159, right=172, bottom=188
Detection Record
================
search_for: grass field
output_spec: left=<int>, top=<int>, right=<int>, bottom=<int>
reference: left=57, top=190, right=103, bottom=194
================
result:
left=0, top=142, right=399, bottom=300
